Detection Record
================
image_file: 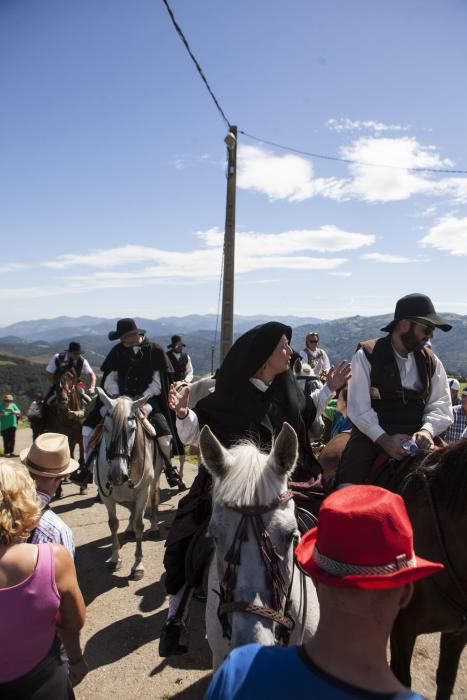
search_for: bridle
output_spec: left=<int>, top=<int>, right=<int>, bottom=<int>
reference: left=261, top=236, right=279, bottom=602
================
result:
left=97, top=416, right=148, bottom=496
left=216, top=489, right=298, bottom=646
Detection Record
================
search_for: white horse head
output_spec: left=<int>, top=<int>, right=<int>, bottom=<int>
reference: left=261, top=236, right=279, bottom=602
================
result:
left=201, top=423, right=319, bottom=668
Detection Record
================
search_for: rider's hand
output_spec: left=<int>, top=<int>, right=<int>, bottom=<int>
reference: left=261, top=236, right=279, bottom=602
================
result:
left=376, top=433, right=412, bottom=460
left=326, top=361, right=352, bottom=393
left=168, top=384, right=190, bottom=418
left=413, top=429, right=434, bottom=450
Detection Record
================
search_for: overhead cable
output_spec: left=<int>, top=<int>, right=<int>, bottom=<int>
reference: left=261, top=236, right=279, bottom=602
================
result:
left=161, top=0, right=232, bottom=130
left=239, top=130, right=467, bottom=175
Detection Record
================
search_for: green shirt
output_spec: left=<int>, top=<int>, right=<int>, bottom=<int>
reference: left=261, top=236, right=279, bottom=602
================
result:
left=0, top=403, right=21, bottom=430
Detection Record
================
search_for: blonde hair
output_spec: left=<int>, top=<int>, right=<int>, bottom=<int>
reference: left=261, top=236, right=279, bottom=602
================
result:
left=0, top=460, right=42, bottom=545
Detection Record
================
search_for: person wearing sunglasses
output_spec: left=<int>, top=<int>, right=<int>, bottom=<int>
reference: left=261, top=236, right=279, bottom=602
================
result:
left=335, top=293, right=453, bottom=486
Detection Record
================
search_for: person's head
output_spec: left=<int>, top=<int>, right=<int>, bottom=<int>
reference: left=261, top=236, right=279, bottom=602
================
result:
left=305, top=331, right=320, bottom=349
left=34, top=392, right=44, bottom=403
left=67, top=341, right=82, bottom=362
left=336, top=385, right=348, bottom=415
left=215, top=322, right=293, bottom=395
left=381, top=293, right=451, bottom=353
left=449, top=378, right=460, bottom=403
left=0, top=460, right=41, bottom=546
left=168, top=335, right=185, bottom=353
left=461, top=388, right=467, bottom=414
left=20, top=433, right=79, bottom=487
left=296, top=485, right=443, bottom=627
left=3, top=394, right=13, bottom=405
left=108, top=318, right=146, bottom=346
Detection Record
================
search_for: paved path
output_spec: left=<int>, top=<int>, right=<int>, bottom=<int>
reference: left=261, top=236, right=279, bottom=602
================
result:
left=14, top=428, right=467, bottom=698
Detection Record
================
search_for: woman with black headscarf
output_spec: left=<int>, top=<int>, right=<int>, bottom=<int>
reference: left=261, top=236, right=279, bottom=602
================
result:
left=159, top=322, right=350, bottom=656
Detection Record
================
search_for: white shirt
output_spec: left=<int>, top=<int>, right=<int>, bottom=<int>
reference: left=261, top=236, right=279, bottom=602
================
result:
left=176, top=376, right=332, bottom=447
left=347, top=345, right=453, bottom=443
left=171, top=351, right=194, bottom=383
left=46, top=352, right=93, bottom=377
left=299, top=348, right=331, bottom=375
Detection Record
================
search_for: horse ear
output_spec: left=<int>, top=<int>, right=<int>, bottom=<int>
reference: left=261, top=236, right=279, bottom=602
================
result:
left=268, top=422, right=298, bottom=476
left=199, top=425, right=231, bottom=479
left=97, top=387, right=116, bottom=411
left=132, top=395, right=152, bottom=412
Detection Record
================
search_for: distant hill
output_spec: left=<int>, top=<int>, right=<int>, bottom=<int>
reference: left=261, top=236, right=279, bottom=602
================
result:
left=1, top=313, right=467, bottom=388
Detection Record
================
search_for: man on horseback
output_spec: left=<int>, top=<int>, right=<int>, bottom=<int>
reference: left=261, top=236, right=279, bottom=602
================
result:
left=72, top=318, right=182, bottom=488
left=46, top=341, right=96, bottom=395
left=335, top=293, right=453, bottom=486
left=167, top=335, right=194, bottom=383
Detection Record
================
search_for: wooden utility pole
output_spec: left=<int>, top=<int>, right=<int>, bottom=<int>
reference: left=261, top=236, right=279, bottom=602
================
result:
left=220, top=126, right=237, bottom=363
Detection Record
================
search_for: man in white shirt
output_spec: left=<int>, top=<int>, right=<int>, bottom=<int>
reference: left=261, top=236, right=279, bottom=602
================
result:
left=335, top=293, right=453, bottom=485
left=46, top=341, right=96, bottom=395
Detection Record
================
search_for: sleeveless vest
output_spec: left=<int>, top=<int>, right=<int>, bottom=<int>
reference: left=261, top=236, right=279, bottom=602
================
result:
left=359, top=336, right=436, bottom=435
left=115, top=345, right=154, bottom=397
left=167, top=350, right=189, bottom=382
left=55, top=353, right=84, bottom=378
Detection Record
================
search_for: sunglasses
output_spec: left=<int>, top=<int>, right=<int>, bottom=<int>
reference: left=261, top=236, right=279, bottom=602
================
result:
left=411, top=319, right=435, bottom=334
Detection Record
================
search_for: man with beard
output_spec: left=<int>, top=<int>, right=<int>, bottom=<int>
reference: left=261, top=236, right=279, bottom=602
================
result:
left=334, top=294, right=453, bottom=486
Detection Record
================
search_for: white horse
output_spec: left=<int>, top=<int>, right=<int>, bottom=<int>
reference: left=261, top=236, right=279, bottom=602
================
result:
left=96, top=388, right=163, bottom=580
left=200, top=422, right=320, bottom=670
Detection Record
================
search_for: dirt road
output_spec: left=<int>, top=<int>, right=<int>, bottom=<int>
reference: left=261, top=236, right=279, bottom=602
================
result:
left=14, top=429, right=467, bottom=699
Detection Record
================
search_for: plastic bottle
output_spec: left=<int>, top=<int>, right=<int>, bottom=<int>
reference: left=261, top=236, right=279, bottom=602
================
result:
left=401, top=438, right=418, bottom=455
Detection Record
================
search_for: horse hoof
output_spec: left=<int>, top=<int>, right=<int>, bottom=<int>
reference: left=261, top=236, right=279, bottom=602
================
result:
left=79, top=486, right=88, bottom=495
left=131, top=569, right=144, bottom=581
left=108, top=560, right=122, bottom=572
left=148, top=529, right=161, bottom=540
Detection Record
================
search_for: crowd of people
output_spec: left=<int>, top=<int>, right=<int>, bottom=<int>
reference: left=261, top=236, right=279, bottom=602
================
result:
left=0, top=293, right=464, bottom=698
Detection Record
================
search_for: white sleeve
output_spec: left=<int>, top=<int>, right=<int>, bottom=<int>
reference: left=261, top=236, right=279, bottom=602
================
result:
left=103, top=371, right=120, bottom=397
left=299, top=350, right=307, bottom=362
left=81, top=359, right=93, bottom=376
left=185, top=355, right=194, bottom=384
left=321, top=350, right=331, bottom=373
left=347, top=349, right=385, bottom=443
left=310, top=384, right=333, bottom=417
left=176, top=410, right=200, bottom=445
left=421, top=358, right=454, bottom=437
left=46, top=355, right=58, bottom=374
left=144, top=370, right=161, bottom=398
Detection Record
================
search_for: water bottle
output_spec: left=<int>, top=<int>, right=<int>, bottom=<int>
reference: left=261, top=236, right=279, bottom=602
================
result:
left=401, top=438, right=418, bottom=455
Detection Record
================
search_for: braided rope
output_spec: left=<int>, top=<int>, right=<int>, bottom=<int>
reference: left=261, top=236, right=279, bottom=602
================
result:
left=313, top=547, right=416, bottom=577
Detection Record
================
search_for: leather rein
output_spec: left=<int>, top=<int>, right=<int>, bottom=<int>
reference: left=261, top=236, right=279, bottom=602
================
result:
left=216, top=489, right=298, bottom=646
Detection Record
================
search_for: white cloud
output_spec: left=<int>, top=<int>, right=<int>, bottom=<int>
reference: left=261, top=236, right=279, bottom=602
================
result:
left=420, top=216, right=467, bottom=255
left=0, top=262, right=30, bottom=273
left=237, top=145, right=315, bottom=202
left=329, top=271, right=352, bottom=277
left=362, top=252, right=411, bottom=263
left=327, top=118, right=409, bottom=132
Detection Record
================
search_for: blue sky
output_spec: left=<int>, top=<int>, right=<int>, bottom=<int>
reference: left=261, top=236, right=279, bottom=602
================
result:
left=1, top=0, right=466, bottom=326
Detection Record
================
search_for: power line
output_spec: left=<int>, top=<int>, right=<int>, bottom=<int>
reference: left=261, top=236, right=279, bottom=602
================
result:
left=161, top=0, right=232, bottom=130
left=239, top=130, right=467, bottom=175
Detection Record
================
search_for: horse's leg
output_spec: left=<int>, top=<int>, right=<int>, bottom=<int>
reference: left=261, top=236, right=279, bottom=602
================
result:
left=105, top=498, right=122, bottom=571
left=148, top=474, right=161, bottom=538
left=436, top=630, right=467, bottom=700
left=124, top=502, right=135, bottom=538
left=130, top=489, right=148, bottom=580
left=390, top=613, right=417, bottom=688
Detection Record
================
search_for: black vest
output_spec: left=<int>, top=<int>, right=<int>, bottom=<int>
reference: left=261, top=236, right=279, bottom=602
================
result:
left=359, top=336, right=436, bottom=434
left=167, top=350, right=189, bottom=382
left=55, top=353, right=84, bottom=378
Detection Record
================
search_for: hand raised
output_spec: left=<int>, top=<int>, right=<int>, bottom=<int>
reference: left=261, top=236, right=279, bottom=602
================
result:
left=326, top=361, right=352, bottom=393
left=168, top=384, right=190, bottom=416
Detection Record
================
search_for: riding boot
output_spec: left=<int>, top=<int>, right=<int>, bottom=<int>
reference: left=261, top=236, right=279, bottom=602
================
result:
left=70, top=426, right=94, bottom=486
left=159, top=585, right=192, bottom=656
left=158, top=435, right=186, bottom=490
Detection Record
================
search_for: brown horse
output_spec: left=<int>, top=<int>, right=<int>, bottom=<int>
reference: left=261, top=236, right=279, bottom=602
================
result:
left=44, top=370, right=85, bottom=467
left=319, top=438, right=467, bottom=699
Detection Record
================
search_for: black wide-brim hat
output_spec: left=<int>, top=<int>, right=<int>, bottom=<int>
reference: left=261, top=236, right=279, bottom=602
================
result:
left=108, top=318, right=146, bottom=341
left=381, top=293, right=452, bottom=333
left=67, top=342, right=82, bottom=353
left=168, top=334, right=185, bottom=349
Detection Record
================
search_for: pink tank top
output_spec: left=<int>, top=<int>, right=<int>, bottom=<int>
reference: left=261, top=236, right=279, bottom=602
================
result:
left=0, top=543, right=61, bottom=682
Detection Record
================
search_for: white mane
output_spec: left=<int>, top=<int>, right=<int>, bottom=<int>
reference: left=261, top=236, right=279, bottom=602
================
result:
left=213, top=440, right=285, bottom=507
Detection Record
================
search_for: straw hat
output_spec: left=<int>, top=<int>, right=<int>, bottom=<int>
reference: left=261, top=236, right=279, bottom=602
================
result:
left=295, top=485, right=443, bottom=590
left=20, top=433, right=79, bottom=478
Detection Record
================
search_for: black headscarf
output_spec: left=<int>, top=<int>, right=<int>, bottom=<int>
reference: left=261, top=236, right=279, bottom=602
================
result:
left=195, top=322, right=319, bottom=477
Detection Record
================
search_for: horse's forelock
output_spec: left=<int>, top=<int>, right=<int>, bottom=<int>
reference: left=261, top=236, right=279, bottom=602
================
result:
left=110, top=397, right=133, bottom=443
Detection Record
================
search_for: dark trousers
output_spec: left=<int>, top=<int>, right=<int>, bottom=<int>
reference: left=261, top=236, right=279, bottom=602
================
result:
left=0, top=637, right=74, bottom=700
left=334, top=426, right=384, bottom=485
left=1, top=426, right=16, bottom=455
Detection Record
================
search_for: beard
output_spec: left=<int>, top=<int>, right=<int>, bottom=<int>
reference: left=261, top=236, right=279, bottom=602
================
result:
left=400, top=328, right=427, bottom=353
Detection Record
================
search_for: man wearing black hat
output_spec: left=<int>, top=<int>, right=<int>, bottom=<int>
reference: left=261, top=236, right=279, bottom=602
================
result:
left=166, top=335, right=194, bottom=383
left=46, top=341, right=96, bottom=395
left=335, top=293, right=453, bottom=486
left=74, top=318, right=183, bottom=489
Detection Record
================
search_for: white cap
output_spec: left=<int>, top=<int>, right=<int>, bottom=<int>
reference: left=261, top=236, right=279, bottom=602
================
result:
left=449, top=378, right=460, bottom=391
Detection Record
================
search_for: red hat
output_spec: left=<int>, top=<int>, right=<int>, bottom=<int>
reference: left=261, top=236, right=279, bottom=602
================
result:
left=295, top=485, right=443, bottom=590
